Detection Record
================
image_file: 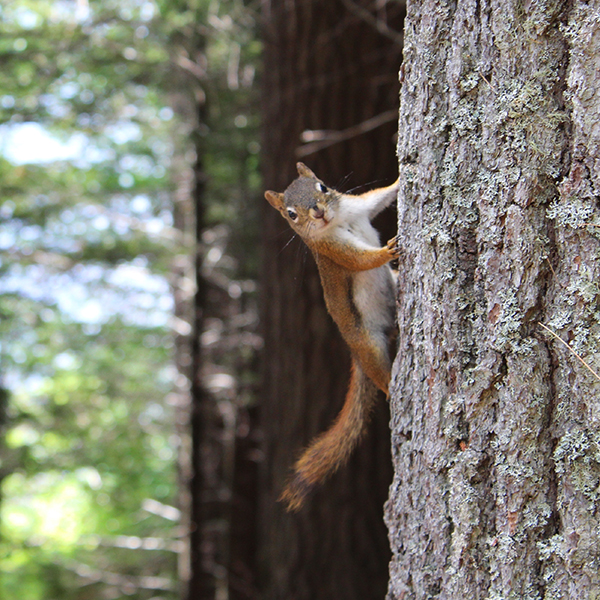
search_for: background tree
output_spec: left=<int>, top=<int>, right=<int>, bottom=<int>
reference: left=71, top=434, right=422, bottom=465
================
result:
left=173, top=3, right=262, bottom=599
left=386, top=0, right=600, bottom=598
left=0, top=3, right=185, bottom=597
left=259, top=1, right=404, bottom=599
left=0, top=1, right=261, bottom=599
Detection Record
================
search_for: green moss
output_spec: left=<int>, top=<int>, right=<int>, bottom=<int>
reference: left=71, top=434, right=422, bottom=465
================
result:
left=523, top=0, right=564, bottom=36
left=493, top=288, right=534, bottom=354
left=538, top=533, right=566, bottom=560
left=566, top=274, right=600, bottom=305
left=459, top=71, right=480, bottom=94
left=452, top=98, right=480, bottom=136
left=547, top=197, right=595, bottom=228
left=546, top=309, right=572, bottom=331
left=554, top=430, right=600, bottom=502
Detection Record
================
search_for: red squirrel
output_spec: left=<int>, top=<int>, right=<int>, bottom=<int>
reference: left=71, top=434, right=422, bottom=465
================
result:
left=265, top=163, right=399, bottom=511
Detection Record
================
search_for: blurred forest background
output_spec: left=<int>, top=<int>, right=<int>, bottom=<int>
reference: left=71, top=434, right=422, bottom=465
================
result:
left=0, top=0, right=261, bottom=598
left=0, top=1, right=403, bottom=599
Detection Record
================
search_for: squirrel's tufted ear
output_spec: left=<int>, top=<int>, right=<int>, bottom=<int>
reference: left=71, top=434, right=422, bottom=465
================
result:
left=296, top=162, right=317, bottom=179
left=264, top=190, right=285, bottom=210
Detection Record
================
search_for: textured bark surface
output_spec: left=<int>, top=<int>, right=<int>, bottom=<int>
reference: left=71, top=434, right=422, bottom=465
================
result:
left=387, top=0, right=600, bottom=598
left=260, top=1, right=403, bottom=599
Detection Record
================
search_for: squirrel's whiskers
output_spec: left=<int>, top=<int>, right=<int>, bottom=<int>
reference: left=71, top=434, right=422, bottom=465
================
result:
left=265, top=162, right=399, bottom=512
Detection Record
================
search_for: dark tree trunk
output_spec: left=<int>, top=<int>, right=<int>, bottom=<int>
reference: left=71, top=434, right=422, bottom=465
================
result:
left=386, top=0, right=600, bottom=598
left=259, top=1, right=404, bottom=599
left=167, top=49, right=207, bottom=600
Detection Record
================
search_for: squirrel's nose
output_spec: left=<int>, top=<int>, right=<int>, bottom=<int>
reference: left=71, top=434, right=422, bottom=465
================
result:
left=312, top=206, right=325, bottom=219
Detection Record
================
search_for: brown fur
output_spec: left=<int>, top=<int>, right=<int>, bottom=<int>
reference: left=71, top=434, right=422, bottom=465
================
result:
left=265, top=163, right=398, bottom=511
left=280, top=360, right=381, bottom=511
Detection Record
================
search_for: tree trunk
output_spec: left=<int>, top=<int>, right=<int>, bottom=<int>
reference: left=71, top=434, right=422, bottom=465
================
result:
left=386, top=0, right=600, bottom=598
left=259, top=1, right=404, bottom=599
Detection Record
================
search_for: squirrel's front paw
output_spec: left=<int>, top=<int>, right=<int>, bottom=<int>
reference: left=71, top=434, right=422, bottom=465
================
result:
left=386, top=235, right=401, bottom=259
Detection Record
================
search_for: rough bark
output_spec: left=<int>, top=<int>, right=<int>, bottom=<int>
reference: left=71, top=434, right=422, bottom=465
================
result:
left=541, top=3, right=600, bottom=596
left=386, top=0, right=600, bottom=599
left=260, top=1, right=403, bottom=599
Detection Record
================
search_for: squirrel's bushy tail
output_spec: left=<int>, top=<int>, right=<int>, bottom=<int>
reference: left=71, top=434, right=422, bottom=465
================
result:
left=280, top=360, right=380, bottom=512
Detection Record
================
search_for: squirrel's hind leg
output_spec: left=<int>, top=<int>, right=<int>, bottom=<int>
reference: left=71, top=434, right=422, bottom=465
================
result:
left=350, top=333, right=392, bottom=396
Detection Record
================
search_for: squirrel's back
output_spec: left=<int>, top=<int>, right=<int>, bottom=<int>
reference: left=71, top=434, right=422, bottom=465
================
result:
left=264, top=163, right=399, bottom=510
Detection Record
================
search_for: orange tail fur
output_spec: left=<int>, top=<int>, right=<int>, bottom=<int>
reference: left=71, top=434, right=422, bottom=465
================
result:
left=280, top=360, right=380, bottom=512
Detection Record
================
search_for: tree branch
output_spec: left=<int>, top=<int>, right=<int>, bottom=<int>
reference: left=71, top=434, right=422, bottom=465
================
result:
left=296, top=109, right=397, bottom=157
left=340, top=0, right=403, bottom=45
left=63, top=559, right=175, bottom=591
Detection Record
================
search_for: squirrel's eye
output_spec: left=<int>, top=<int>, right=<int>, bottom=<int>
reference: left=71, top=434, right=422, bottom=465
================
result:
left=287, top=208, right=298, bottom=221
left=315, top=182, right=327, bottom=193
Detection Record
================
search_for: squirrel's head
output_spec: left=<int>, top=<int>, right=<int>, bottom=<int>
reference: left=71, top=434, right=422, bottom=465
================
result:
left=264, top=162, right=338, bottom=240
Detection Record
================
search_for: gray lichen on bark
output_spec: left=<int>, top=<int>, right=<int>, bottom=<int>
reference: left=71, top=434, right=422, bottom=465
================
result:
left=386, top=0, right=600, bottom=598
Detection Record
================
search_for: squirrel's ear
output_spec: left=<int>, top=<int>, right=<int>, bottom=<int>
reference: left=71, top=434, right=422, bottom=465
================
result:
left=296, top=162, right=316, bottom=179
left=265, top=190, right=285, bottom=210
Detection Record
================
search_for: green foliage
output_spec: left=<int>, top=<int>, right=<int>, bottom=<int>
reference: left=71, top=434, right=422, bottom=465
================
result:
left=0, top=0, right=261, bottom=598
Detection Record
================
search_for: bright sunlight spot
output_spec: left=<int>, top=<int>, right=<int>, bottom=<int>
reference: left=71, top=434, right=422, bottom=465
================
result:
left=0, top=122, right=85, bottom=164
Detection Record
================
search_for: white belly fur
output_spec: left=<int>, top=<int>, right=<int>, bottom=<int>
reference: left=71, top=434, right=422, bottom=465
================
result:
left=353, top=266, right=395, bottom=340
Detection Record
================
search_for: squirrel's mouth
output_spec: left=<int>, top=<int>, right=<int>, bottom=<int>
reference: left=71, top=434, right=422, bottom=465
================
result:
left=305, top=214, right=331, bottom=239
left=315, top=215, right=330, bottom=228
left=310, top=205, right=331, bottom=226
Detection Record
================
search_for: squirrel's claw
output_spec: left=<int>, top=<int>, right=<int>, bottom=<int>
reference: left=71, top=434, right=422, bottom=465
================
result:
left=386, top=235, right=401, bottom=259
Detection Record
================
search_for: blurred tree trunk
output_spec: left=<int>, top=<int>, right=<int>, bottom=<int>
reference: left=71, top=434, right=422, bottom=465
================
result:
left=387, top=0, right=600, bottom=598
left=174, top=5, right=262, bottom=599
left=259, top=1, right=404, bottom=599
left=170, top=46, right=211, bottom=599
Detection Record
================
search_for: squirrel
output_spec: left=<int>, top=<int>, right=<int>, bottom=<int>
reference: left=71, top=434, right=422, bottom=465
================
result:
left=265, top=162, right=399, bottom=511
